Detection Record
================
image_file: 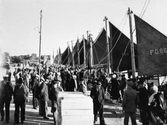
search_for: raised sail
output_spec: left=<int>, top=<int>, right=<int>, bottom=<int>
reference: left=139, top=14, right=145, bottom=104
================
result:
left=93, top=28, right=108, bottom=67
left=61, top=46, right=72, bottom=65
left=134, top=15, right=167, bottom=76
left=93, top=22, right=137, bottom=72
left=109, top=21, right=138, bottom=72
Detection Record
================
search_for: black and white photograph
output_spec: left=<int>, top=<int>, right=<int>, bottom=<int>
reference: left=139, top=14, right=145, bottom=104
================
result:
left=0, top=0, right=167, bottom=125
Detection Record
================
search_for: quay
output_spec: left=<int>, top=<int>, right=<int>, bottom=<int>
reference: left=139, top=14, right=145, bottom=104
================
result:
left=0, top=91, right=142, bottom=125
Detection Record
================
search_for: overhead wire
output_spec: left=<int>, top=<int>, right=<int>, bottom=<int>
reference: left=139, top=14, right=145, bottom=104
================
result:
left=140, top=0, right=151, bottom=18
left=132, top=0, right=151, bottom=34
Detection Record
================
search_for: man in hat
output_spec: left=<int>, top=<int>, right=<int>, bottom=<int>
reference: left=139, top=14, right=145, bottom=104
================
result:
left=122, top=80, right=139, bottom=125
left=49, top=78, right=60, bottom=125
left=119, top=73, right=126, bottom=102
left=4, top=79, right=13, bottom=123
left=40, top=77, right=49, bottom=119
left=138, top=80, right=149, bottom=125
left=35, top=76, right=45, bottom=116
left=14, top=77, right=29, bottom=124
left=90, top=79, right=106, bottom=125
left=0, top=76, right=12, bottom=122
left=32, top=74, right=39, bottom=109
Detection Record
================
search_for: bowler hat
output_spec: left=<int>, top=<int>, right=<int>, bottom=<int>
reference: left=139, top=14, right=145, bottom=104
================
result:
left=3, top=75, right=8, bottom=80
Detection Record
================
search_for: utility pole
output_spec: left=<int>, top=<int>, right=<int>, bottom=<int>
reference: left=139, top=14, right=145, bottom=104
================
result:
left=104, top=16, right=111, bottom=74
left=128, top=8, right=136, bottom=79
left=39, top=10, right=42, bottom=81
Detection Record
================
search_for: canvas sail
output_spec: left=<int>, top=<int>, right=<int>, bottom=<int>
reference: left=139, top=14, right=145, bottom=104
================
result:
left=79, top=38, right=88, bottom=66
left=93, top=23, right=138, bottom=72
left=109, top=22, right=138, bottom=72
left=134, top=14, right=167, bottom=76
left=93, top=28, right=108, bottom=67
left=73, top=41, right=79, bottom=65
left=61, top=46, right=72, bottom=65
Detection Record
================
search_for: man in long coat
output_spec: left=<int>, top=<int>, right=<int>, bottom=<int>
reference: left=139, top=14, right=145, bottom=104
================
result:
left=138, top=80, right=149, bottom=125
left=14, top=78, right=29, bottom=124
left=49, top=79, right=60, bottom=125
left=122, top=80, right=139, bottom=125
left=90, top=79, right=106, bottom=125
left=0, top=76, right=10, bottom=122
left=40, top=79, right=49, bottom=119
left=4, top=80, right=13, bottom=123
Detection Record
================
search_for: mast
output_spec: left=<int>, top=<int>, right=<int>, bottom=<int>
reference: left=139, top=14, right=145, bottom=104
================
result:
left=89, top=35, right=93, bottom=68
left=39, top=10, right=42, bottom=81
left=67, top=42, right=70, bottom=66
left=71, top=40, right=75, bottom=68
left=77, top=38, right=80, bottom=66
left=128, top=8, right=136, bottom=79
left=58, top=47, right=61, bottom=65
left=52, top=49, right=54, bottom=64
left=57, top=49, right=59, bottom=65
left=109, top=22, right=113, bottom=72
left=104, top=16, right=111, bottom=74
left=83, top=36, right=86, bottom=68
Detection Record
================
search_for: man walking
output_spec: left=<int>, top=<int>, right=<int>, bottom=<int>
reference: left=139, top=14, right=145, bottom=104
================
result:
left=138, top=80, right=149, bottom=125
left=0, top=76, right=13, bottom=123
left=122, top=80, right=139, bottom=125
left=14, top=78, right=29, bottom=124
left=4, top=80, right=13, bottom=123
left=90, top=79, right=106, bottom=125
left=49, top=79, right=60, bottom=125
left=40, top=78, right=49, bottom=119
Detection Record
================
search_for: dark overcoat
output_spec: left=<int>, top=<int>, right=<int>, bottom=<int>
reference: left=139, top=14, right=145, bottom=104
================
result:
left=90, top=86, right=105, bottom=109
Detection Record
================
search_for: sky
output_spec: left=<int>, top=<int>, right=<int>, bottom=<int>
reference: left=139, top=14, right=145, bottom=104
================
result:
left=0, top=0, right=167, bottom=56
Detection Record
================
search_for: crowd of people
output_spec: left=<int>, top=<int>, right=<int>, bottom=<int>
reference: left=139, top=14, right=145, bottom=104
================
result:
left=0, top=64, right=167, bottom=125
left=122, top=78, right=167, bottom=125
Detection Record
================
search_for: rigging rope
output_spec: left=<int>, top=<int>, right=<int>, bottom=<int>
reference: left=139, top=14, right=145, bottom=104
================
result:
left=116, top=40, right=130, bottom=71
left=132, top=0, right=150, bottom=34
left=140, top=0, right=151, bottom=18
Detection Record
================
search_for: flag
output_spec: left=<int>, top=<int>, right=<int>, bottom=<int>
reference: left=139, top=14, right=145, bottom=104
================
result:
left=134, top=14, right=167, bottom=76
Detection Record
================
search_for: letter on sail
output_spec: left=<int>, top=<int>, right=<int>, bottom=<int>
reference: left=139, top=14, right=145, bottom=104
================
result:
left=134, top=15, right=167, bottom=76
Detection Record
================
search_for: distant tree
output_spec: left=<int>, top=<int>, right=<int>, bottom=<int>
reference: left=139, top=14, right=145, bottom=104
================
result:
left=23, top=54, right=31, bottom=60
left=3, top=52, right=10, bottom=63
left=10, top=56, right=22, bottom=64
